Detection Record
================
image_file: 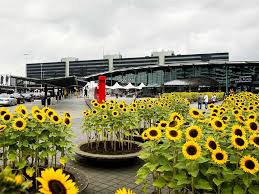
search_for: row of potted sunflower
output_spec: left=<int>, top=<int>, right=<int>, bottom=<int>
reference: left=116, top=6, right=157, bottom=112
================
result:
left=0, top=105, right=78, bottom=193
left=81, top=96, right=189, bottom=153
left=164, top=92, right=224, bottom=102
left=136, top=92, right=259, bottom=194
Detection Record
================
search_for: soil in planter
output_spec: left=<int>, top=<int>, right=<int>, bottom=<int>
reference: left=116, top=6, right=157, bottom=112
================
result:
left=80, top=141, right=141, bottom=155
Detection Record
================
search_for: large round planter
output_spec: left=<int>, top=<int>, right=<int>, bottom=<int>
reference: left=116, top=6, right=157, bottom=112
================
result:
left=65, top=166, right=89, bottom=193
left=75, top=140, right=141, bottom=161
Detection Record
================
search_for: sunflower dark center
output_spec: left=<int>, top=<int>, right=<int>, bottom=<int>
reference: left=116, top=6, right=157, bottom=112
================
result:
left=48, top=112, right=53, bottom=117
left=169, top=120, right=177, bottom=127
left=235, top=129, right=243, bottom=136
left=187, top=145, right=197, bottom=155
left=1, top=111, right=6, bottom=116
left=34, top=110, right=40, bottom=114
left=150, top=130, right=158, bottom=137
left=16, top=121, right=23, bottom=128
left=65, top=119, right=70, bottom=125
left=215, top=121, right=222, bottom=127
left=53, top=116, right=58, bottom=121
left=216, top=153, right=224, bottom=160
left=239, top=116, right=245, bottom=121
left=249, top=107, right=253, bottom=110
left=189, top=129, right=198, bottom=138
left=48, top=180, right=67, bottom=194
left=37, top=115, right=43, bottom=120
left=250, top=122, right=257, bottom=131
left=21, top=109, right=26, bottom=114
left=235, top=138, right=245, bottom=146
left=66, top=113, right=70, bottom=117
left=93, top=111, right=96, bottom=114
left=193, top=111, right=199, bottom=115
left=209, top=141, right=217, bottom=150
left=161, top=123, right=167, bottom=127
left=249, top=115, right=255, bottom=119
left=213, top=109, right=218, bottom=113
left=169, top=130, right=178, bottom=137
left=113, top=112, right=117, bottom=115
left=234, top=110, right=238, bottom=114
left=120, top=105, right=123, bottom=108
left=4, top=115, right=10, bottom=120
left=253, top=137, right=259, bottom=145
left=245, top=160, right=255, bottom=170
left=222, top=117, right=227, bottom=120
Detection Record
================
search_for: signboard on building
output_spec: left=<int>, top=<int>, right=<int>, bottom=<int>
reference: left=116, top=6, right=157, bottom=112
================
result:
left=233, top=76, right=252, bottom=83
left=0, top=74, right=11, bottom=86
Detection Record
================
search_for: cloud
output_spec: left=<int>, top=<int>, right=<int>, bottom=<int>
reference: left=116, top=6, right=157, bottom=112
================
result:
left=0, top=0, right=259, bottom=75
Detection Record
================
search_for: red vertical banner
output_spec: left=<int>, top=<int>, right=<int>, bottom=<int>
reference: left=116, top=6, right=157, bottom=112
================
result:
left=98, top=76, right=106, bottom=103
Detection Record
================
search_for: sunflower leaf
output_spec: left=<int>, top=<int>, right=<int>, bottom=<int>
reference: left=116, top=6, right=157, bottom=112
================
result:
left=233, top=185, right=244, bottom=194
left=213, top=177, right=224, bottom=186
left=249, top=185, right=259, bottom=194
left=152, top=177, right=167, bottom=188
left=195, top=178, right=212, bottom=190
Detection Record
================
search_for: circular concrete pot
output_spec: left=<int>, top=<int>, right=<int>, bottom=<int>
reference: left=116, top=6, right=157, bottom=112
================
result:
left=75, top=140, right=141, bottom=160
left=65, top=166, right=89, bottom=193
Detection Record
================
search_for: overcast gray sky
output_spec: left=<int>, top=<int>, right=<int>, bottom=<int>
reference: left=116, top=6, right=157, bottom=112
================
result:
left=0, top=0, right=259, bottom=76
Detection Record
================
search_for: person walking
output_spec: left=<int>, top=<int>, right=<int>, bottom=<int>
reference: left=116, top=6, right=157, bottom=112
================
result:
left=211, top=93, right=216, bottom=104
left=204, top=94, right=209, bottom=109
left=198, top=94, right=203, bottom=109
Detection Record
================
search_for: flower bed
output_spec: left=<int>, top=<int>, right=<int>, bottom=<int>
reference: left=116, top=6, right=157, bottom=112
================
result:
left=79, top=96, right=189, bottom=161
left=136, top=92, right=259, bottom=194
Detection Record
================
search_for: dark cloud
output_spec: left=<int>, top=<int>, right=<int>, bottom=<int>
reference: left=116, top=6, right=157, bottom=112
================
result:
left=0, top=0, right=258, bottom=75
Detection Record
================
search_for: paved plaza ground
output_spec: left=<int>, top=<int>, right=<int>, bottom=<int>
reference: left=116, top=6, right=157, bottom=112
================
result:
left=5, top=96, right=221, bottom=194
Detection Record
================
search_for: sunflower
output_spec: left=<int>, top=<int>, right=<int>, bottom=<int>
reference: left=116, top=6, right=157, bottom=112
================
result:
left=182, top=141, right=201, bottom=160
left=248, top=105, right=254, bottom=111
left=51, top=114, right=62, bottom=125
left=47, top=109, right=55, bottom=118
left=221, top=115, right=230, bottom=123
left=2, top=112, right=13, bottom=123
left=240, top=155, right=259, bottom=174
left=210, top=118, right=226, bottom=131
left=189, top=108, right=203, bottom=119
left=18, top=108, right=29, bottom=117
left=91, top=99, right=97, bottom=104
left=242, top=106, right=249, bottom=112
left=211, top=149, right=228, bottom=165
left=122, top=108, right=128, bottom=112
left=231, top=135, right=248, bottom=150
left=212, top=108, right=219, bottom=114
left=146, top=127, right=162, bottom=140
left=0, top=124, right=7, bottom=133
left=12, top=118, right=27, bottom=131
left=92, top=109, right=98, bottom=115
left=141, top=130, right=149, bottom=140
left=205, top=136, right=219, bottom=152
left=185, top=126, right=202, bottom=141
left=93, top=102, right=99, bottom=108
left=0, top=107, right=8, bottom=116
left=131, top=103, right=137, bottom=108
left=34, top=113, right=46, bottom=123
left=231, top=125, right=246, bottom=137
left=165, top=127, right=182, bottom=141
left=158, top=120, right=168, bottom=129
left=37, top=168, right=78, bottom=194
left=102, top=115, right=108, bottom=120
left=249, top=134, right=259, bottom=149
left=118, top=103, right=125, bottom=109
left=139, top=105, right=145, bottom=109
left=168, top=119, right=182, bottom=129
left=115, top=187, right=135, bottom=194
left=63, top=117, right=72, bottom=127
left=84, top=111, right=91, bottom=117
left=235, top=114, right=245, bottom=124
left=232, top=109, right=241, bottom=116
left=170, top=112, right=184, bottom=122
left=246, top=120, right=258, bottom=133
left=208, top=104, right=215, bottom=109
left=42, top=107, right=50, bottom=114
left=147, top=103, right=153, bottom=109
left=112, top=110, right=119, bottom=117
left=99, top=103, right=107, bottom=110
left=63, top=112, right=71, bottom=118
left=247, top=113, right=256, bottom=121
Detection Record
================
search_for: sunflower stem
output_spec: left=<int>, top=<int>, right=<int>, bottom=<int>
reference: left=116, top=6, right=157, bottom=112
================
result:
left=191, top=176, right=195, bottom=194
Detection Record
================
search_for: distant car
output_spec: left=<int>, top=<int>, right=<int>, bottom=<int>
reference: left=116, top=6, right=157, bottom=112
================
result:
left=21, top=93, right=34, bottom=102
left=10, top=93, right=25, bottom=104
left=0, top=93, right=17, bottom=106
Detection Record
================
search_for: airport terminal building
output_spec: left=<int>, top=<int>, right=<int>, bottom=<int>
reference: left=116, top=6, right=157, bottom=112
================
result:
left=26, top=51, right=259, bottom=92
